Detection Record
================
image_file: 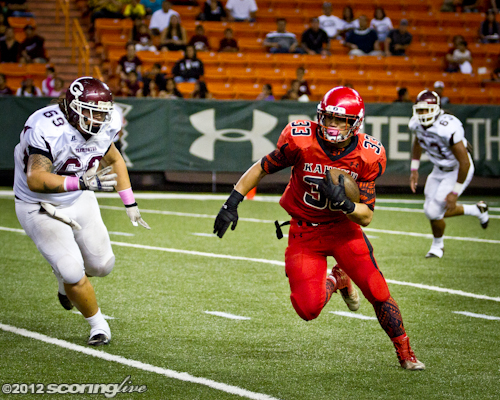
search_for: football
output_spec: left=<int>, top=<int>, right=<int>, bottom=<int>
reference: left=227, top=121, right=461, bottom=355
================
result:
left=328, top=168, right=360, bottom=203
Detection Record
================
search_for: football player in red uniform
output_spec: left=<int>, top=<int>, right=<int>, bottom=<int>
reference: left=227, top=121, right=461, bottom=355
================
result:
left=214, top=87, right=425, bottom=370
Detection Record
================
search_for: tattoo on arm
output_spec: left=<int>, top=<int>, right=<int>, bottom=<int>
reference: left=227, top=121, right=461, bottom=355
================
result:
left=28, top=154, right=63, bottom=193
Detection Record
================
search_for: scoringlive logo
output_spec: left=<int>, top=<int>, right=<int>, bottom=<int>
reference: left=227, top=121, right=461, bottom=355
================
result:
left=189, top=109, right=278, bottom=161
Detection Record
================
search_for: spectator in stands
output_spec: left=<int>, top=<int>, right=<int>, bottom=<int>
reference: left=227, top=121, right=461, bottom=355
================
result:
left=318, top=2, right=344, bottom=41
left=20, top=25, right=48, bottom=63
left=263, top=18, right=305, bottom=54
left=41, top=65, right=56, bottom=96
left=445, top=34, right=465, bottom=72
left=0, top=73, right=13, bottom=95
left=199, top=0, right=227, bottom=22
left=479, top=9, right=500, bottom=43
left=370, top=7, right=393, bottom=43
left=433, top=81, right=450, bottom=105
left=0, top=13, right=10, bottom=38
left=118, top=70, right=143, bottom=97
left=393, top=87, right=411, bottom=102
left=0, top=27, right=20, bottom=63
left=124, top=0, right=147, bottom=19
left=49, top=77, right=65, bottom=97
left=159, top=14, right=187, bottom=51
left=385, top=19, right=412, bottom=57
left=191, top=80, right=212, bottom=99
left=440, top=0, right=461, bottom=12
left=339, top=6, right=359, bottom=37
left=163, top=77, right=183, bottom=98
left=142, top=62, right=167, bottom=96
left=141, top=0, right=163, bottom=15
left=16, top=75, right=41, bottom=96
left=301, top=17, right=330, bottom=55
left=189, top=25, right=210, bottom=52
left=225, top=0, right=257, bottom=22
left=281, top=79, right=309, bottom=101
left=345, top=15, right=382, bottom=56
left=134, top=22, right=157, bottom=51
left=256, top=83, right=275, bottom=101
left=296, top=66, right=311, bottom=97
left=149, top=1, right=180, bottom=37
left=90, top=0, right=125, bottom=32
left=462, top=0, right=480, bottom=13
left=5, top=0, right=33, bottom=18
left=446, top=38, right=473, bottom=74
left=218, top=27, right=239, bottom=52
left=490, top=54, right=500, bottom=81
left=172, top=45, right=204, bottom=83
left=492, top=0, right=500, bottom=14
left=116, top=42, right=143, bottom=81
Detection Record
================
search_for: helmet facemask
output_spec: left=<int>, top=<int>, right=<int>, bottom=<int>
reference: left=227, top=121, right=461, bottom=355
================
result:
left=412, top=102, right=440, bottom=127
left=317, top=107, right=363, bottom=143
left=69, top=99, right=113, bottom=135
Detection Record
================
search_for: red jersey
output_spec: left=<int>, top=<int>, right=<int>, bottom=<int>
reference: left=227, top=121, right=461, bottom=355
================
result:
left=261, top=120, right=386, bottom=224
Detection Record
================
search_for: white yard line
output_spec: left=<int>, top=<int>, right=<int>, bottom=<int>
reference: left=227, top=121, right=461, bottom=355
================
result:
left=191, top=232, right=217, bottom=237
left=452, top=311, right=500, bottom=320
left=1, top=226, right=499, bottom=301
left=0, top=323, right=279, bottom=400
left=329, top=311, right=377, bottom=320
left=108, top=231, right=135, bottom=237
left=205, top=311, right=251, bottom=320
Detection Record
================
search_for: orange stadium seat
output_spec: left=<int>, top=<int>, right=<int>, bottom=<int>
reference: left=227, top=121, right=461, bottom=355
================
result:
left=359, top=56, right=386, bottom=72
left=135, top=51, right=165, bottom=70
left=94, top=19, right=133, bottom=43
left=384, top=56, right=415, bottom=72
left=331, top=55, right=360, bottom=71
left=345, top=70, right=372, bottom=86
left=210, top=82, right=236, bottom=99
left=204, top=66, right=228, bottom=84
left=255, top=67, right=286, bottom=84
left=7, top=16, right=36, bottom=29
left=176, top=81, right=196, bottom=96
left=233, top=83, right=262, bottom=100
left=245, top=52, right=277, bottom=68
left=197, top=51, right=219, bottom=66
left=376, top=86, right=399, bottom=103
left=225, top=66, right=258, bottom=83
left=174, top=5, right=201, bottom=19
left=353, top=85, right=377, bottom=102
left=461, top=87, right=494, bottom=104
left=238, top=37, right=264, bottom=52
left=217, top=52, right=249, bottom=67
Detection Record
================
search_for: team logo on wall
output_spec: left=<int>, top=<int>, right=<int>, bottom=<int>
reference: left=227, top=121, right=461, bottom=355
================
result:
left=189, top=109, right=278, bottom=161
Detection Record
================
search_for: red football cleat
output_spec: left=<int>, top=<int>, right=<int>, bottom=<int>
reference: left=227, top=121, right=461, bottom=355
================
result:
left=392, top=334, right=425, bottom=370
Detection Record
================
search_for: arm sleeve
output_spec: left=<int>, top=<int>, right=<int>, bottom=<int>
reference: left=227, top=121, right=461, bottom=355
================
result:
left=25, top=125, right=53, bottom=161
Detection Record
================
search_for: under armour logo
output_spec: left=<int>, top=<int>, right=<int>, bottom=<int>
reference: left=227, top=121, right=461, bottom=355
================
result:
left=71, top=136, right=76, bottom=141
left=189, top=109, right=278, bottom=161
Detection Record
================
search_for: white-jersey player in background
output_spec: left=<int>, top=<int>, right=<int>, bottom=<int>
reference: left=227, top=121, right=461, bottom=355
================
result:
left=13, top=77, right=150, bottom=346
left=409, top=90, right=488, bottom=258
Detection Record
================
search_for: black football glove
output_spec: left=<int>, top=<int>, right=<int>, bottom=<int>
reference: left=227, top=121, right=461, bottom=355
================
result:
left=317, top=173, right=356, bottom=214
left=213, top=189, right=244, bottom=238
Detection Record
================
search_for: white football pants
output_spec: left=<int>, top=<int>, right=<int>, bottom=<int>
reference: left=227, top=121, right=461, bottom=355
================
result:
left=15, top=191, right=115, bottom=284
left=423, top=154, right=475, bottom=221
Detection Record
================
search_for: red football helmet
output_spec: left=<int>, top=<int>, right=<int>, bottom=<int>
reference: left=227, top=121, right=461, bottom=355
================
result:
left=65, top=77, right=114, bottom=135
left=317, top=86, right=365, bottom=143
left=413, top=90, right=441, bottom=127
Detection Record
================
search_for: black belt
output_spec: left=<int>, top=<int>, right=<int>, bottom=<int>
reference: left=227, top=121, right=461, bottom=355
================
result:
left=438, top=166, right=455, bottom=172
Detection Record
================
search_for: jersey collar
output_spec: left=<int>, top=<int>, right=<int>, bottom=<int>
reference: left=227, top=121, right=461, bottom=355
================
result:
left=316, top=129, right=359, bottom=162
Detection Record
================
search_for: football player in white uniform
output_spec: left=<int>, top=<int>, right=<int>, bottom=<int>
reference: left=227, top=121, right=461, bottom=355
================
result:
left=13, top=77, right=150, bottom=346
left=408, top=90, right=488, bottom=258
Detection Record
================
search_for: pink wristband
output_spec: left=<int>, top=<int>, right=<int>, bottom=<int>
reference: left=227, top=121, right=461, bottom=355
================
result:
left=64, top=176, right=80, bottom=192
left=118, top=188, right=135, bottom=205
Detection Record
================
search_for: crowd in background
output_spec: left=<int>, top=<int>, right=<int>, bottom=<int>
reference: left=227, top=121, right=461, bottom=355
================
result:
left=1, top=0, right=500, bottom=101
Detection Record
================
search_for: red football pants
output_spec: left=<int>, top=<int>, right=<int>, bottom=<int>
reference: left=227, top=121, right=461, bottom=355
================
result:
left=285, top=218, right=390, bottom=321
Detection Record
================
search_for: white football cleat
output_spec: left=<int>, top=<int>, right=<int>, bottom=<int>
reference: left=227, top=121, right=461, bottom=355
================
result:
left=425, top=246, right=444, bottom=259
left=477, top=201, right=489, bottom=229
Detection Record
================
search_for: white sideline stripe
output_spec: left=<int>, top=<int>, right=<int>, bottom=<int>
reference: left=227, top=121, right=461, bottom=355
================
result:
left=2, top=189, right=499, bottom=208
left=363, top=227, right=500, bottom=244
left=0, top=323, right=279, bottom=400
left=72, top=311, right=116, bottom=320
left=453, top=311, right=500, bottom=320
left=191, top=232, right=217, bottom=237
left=329, top=311, right=377, bottom=320
left=110, top=241, right=286, bottom=266
left=205, top=311, right=251, bottom=320
left=108, top=231, right=135, bottom=237
left=1, top=226, right=499, bottom=302
left=385, top=279, right=500, bottom=302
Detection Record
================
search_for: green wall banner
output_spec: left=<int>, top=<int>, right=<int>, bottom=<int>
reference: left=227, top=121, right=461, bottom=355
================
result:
left=1, top=98, right=499, bottom=176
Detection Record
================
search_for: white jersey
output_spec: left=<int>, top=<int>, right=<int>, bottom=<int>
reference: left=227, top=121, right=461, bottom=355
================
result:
left=14, top=104, right=122, bottom=205
left=318, top=14, right=344, bottom=38
left=408, top=111, right=467, bottom=170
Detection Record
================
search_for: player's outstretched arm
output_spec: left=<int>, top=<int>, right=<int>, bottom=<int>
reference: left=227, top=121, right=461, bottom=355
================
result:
left=410, top=136, right=422, bottom=193
left=214, top=162, right=268, bottom=238
left=445, top=141, right=471, bottom=211
left=102, top=143, right=150, bottom=229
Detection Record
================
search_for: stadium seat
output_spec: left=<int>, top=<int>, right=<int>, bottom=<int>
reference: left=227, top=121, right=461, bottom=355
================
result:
left=176, top=81, right=196, bottom=96
left=210, top=82, right=236, bottom=99
left=233, top=83, right=262, bottom=100
left=255, top=67, right=286, bottom=85
left=359, top=56, right=386, bottom=72
left=226, top=66, right=258, bottom=83
left=384, top=56, right=415, bottom=72
left=135, top=51, right=165, bottom=70
left=353, top=85, right=377, bottom=103
left=376, top=86, right=399, bottom=103
left=7, top=16, right=36, bottom=29
left=217, top=52, right=249, bottom=67
left=238, top=37, right=264, bottom=53
left=94, top=19, right=133, bottom=43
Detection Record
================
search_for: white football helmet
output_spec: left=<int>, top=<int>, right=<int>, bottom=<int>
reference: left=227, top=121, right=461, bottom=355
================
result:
left=413, top=90, right=441, bottom=127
